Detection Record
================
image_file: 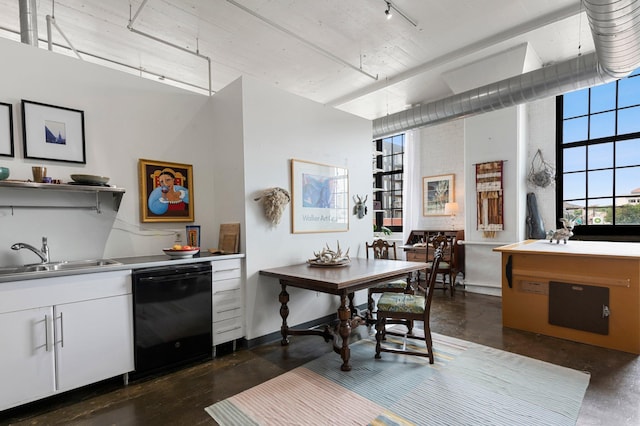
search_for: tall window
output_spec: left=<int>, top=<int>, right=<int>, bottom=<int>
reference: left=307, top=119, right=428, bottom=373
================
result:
left=557, top=68, right=640, bottom=237
left=373, top=134, right=404, bottom=232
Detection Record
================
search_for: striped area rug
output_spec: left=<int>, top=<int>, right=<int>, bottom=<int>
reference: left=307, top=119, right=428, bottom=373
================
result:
left=205, top=333, right=590, bottom=425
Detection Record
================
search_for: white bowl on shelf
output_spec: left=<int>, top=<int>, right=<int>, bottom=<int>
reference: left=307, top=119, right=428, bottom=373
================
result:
left=162, top=248, right=200, bottom=259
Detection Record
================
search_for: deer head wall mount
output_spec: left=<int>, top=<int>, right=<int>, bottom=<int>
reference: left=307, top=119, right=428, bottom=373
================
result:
left=352, top=194, right=368, bottom=219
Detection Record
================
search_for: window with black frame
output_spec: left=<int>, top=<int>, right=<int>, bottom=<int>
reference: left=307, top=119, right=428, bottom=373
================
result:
left=373, top=134, right=404, bottom=233
left=557, top=68, right=640, bottom=239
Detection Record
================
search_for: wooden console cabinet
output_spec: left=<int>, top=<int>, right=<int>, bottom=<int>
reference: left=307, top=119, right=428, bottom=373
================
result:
left=495, top=240, right=640, bottom=354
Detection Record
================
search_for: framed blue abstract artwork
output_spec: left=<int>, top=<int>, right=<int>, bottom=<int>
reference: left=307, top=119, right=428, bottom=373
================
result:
left=291, top=158, right=349, bottom=233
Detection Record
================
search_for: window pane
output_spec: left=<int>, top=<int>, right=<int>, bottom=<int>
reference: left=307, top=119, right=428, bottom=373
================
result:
left=587, top=200, right=611, bottom=224
left=619, top=76, right=640, bottom=108
left=618, top=106, right=640, bottom=135
left=587, top=169, right=613, bottom=198
left=564, top=172, right=586, bottom=199
left=564, top=146, right=586, bottom=172
left=588, top=142, right=613, bottom=170
left=563, top=89, right=588, bottom=118
left=381, top=138, right=394, bottom=155
left=616, top=138, right=640, bottom=167
left=589, top=111, right=615, bottom=138
left=563, top=116, right=588, bottom=142
left=564, top=199, right=586, bottom=225
left=392, top=153, right=403, bottom=170
left=590, top=83, right=616, bottom=113
left=616, top=191, right=640, bottom=225
left=615, top=166, right=640, bottom=196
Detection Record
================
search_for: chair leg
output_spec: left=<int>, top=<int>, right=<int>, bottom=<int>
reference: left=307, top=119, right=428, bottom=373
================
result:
left=424, top=325, right=434, bottom=364
left=367, top=290, right=375, bottom=317
left=449, top=272, right=455, bottom=296
left=375, top=317, right=386, bottom=359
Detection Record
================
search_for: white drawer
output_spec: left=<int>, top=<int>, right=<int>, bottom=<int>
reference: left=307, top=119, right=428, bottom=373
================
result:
left=212, top=317, right=244, bottom=345
left=213, top=290, right=242, bottom=321
left=212, top=259, right=242, bottom=281
left=213, top=277, right=241, bottom=293
left=214, top=305, right=242, bottom=322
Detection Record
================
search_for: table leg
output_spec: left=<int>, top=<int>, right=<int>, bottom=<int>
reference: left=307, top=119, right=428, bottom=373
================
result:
left=338, top=293, right=352, bottom=371
left=348, top=292, right=356, bottom=316
left=278, top=282, right=290, bottom=346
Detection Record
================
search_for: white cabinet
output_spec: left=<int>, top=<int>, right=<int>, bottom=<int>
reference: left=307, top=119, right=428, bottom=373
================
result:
left=211, top=258, right=244, bottom=348
left=0, top=270, right=134, bottom=411
left=0, top=307, right=55, bottom=407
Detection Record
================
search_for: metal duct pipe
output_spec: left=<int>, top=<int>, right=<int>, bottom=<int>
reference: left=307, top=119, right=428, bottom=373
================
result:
left=373, top=0, right=640, bottom=138
left=19, top=0, right=38, bottom=46
left=584, top=0, right=640, bottom=78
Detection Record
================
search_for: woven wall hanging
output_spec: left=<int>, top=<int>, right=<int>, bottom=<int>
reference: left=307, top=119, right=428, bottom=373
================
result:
left=476, top=160, right=504, bottom=238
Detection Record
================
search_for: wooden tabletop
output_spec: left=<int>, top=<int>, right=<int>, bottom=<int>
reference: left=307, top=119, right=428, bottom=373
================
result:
left=494, top=239, right=640, bottom=260
left=260, top=257, right=426, bottom=294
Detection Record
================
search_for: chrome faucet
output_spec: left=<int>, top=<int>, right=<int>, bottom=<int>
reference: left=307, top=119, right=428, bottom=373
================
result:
left=11, top=236, right=50, bottom=264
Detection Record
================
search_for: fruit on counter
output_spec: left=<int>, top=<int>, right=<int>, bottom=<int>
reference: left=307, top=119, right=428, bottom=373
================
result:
left=170, top=244, right=195, bottom=251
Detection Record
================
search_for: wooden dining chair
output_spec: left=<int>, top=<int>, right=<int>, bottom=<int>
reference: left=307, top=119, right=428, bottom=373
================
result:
left=419, top=234, right=456, bottom=295
left=374, top=245, right=443, bottom=364
left=366, top=240, right=412, bottom=316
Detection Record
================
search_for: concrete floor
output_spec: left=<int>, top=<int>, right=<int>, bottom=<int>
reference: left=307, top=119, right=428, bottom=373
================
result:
left=1, top=290, right=638, bottom=425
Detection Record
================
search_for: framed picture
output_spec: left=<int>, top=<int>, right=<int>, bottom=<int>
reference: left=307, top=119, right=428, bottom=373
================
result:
left=0, top=102, right=14, bottom=157
left=21, top=100, right=86, bottom=163
left=139, top=158, right=194, bottom=223
left=290, top=158, right=349, bottom=233
left=423, top=174, right=454, bottom=216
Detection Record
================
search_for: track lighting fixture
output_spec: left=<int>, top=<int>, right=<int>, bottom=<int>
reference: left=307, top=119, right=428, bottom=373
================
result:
left=381, top=1, right=418, bottom=27
left=385, top=2, right=392, bottom=19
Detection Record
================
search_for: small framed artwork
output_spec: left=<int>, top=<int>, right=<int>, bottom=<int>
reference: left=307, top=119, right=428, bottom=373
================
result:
left=21, top=100, right=86, bottom=163
left=0, top=102, right=14, bottom=157
left=423, top=174, right=454, bottom=216
left=186, top=225, right=201, bottom=247
left=139, top=158, right=195, bottom=223
left=290, top=158, right=349, bottom=233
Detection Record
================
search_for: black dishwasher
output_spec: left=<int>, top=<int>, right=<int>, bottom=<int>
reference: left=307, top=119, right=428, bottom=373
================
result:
left=132, top=262, right=212, bottom=377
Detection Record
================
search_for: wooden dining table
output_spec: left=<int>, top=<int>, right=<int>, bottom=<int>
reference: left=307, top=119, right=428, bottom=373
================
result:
left=259, top=257, right=427, bottom=371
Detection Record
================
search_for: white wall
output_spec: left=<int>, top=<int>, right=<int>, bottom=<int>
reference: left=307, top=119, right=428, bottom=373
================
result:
left=527, top=97, right=557, bottom=231
left=0, top=38, right=217, bottom=265
left=416, top=119, right=465, bottom=230
left=239, top=77, right=373, bottom=340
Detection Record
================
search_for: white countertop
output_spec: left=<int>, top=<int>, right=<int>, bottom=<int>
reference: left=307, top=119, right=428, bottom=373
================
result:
left=0, top=252, right=245, bottom=283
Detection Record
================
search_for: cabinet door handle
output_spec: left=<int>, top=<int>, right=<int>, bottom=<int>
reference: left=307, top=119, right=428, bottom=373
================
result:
left=44, top=314, right=51, bottom=352
left=58, top=312, right=64, bottom=348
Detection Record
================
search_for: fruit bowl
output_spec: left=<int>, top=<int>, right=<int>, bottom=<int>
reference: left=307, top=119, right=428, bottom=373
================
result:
left=162, top=247, right=200, bottom=259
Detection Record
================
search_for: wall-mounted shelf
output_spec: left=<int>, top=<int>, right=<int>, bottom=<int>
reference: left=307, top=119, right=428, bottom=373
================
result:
left=0, top=181, right=126, bottom=213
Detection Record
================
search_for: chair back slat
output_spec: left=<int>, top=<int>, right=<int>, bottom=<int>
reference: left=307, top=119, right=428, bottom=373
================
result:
left=366, top=240, right=398, bottom=260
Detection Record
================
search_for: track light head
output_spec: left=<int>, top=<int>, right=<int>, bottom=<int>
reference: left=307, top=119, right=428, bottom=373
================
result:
left=385, top=2, right=392, bottom=19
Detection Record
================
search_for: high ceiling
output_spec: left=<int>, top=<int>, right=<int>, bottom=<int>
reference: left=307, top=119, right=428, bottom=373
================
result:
left=0, top=0, right=594, bottom=120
